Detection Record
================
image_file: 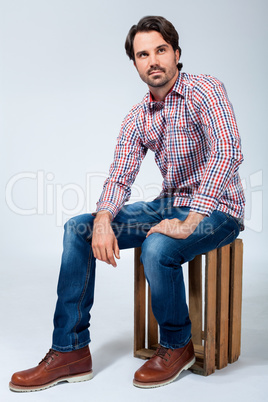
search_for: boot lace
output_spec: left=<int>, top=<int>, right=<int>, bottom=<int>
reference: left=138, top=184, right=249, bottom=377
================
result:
left=39, top=349, right=59, bottom=365
left=154, top=346, right=171, bottom=362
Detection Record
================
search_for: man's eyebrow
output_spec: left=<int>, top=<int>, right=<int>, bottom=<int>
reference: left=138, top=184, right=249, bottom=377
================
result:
left=135, top=44, right=169, bottom=57
left=156, top=44, right=169, bottom=49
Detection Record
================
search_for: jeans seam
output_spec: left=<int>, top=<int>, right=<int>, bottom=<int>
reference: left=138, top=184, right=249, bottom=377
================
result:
left=160, top=335, right=192, bottom=349
left=215, top=229, right=237, bottom=249
left=72, top=247, right=92, bottom=347
left=52, top=339, right=90, bottom=352
left=229, top=215, right=241, bottom=231
left=112, top=221, right=157, bottom=228
left=162, top=199, right=179, bottom=216
left=171, top=268, right=177, bottom=325
left=177, top=215, right=230, bottom=256
left=76, top=227, right=92, bottom=243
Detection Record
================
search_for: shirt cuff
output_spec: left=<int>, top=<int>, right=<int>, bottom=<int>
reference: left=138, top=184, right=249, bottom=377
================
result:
left=190, top=193, right=219, bottom=216
left=95, top=201, right=119, bottom=219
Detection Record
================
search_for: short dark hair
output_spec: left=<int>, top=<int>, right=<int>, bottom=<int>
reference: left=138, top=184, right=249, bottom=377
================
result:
left=125, top=16, right=183, bottom=71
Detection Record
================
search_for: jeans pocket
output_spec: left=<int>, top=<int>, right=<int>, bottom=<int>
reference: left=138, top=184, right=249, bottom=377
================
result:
left=216, top=229, right=238, bottom=249
left=222, top=213, right=242, bottom=231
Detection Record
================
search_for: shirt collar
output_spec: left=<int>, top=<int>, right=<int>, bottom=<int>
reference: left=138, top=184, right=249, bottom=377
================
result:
left=171, top=72, right=184, bottom=97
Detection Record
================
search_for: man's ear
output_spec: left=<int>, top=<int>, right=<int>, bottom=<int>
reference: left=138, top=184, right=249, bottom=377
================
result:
left=133, top=60, right=137, bottom=69
left=175, top=49, right=180, bottom=65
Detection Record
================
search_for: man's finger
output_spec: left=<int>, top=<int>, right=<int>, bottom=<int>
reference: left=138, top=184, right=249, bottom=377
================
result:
left=97, top=246, right=110, bottom=264
left=147, top=223, right=160, bottom=234
left=106, top=249, right=117, bottom=267
left=92, top=245, right=100, bottom=261
left=114, top=238, right=120, bottom=259
left=146, top=228, right=155, bottom=237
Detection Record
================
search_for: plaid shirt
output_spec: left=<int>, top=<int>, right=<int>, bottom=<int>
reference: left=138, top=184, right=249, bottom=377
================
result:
left=96, top=73, right=245, bottom=224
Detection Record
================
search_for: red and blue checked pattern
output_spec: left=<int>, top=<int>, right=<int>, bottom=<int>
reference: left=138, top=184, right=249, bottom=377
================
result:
left=96, top=73, right=245, bottom=223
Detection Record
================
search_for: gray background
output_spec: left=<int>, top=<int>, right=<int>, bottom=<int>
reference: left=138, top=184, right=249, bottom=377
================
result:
left=1, top=0, right=267, bottom=401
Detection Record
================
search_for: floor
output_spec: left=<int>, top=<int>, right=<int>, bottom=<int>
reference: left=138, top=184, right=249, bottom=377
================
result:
left=1, top=248, right=267, bottom=402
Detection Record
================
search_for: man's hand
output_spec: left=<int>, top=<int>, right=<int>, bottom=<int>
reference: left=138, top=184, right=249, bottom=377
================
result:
left=92, top=211, right=120, bottom=267
left=146, top=211, right=206, bottom=239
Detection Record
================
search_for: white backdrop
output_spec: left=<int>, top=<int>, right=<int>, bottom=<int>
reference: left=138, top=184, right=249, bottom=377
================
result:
left=1, top=1, right=267, bottom=401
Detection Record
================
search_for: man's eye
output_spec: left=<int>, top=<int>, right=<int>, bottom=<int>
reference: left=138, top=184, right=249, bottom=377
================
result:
left=139, top=53, right=148, bottom=58
left=158, top=48, right=165, bottom=54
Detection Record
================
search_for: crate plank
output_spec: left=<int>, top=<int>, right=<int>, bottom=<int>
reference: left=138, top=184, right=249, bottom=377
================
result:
left=203, top=248, right=217, bottom=376
left=189, top=254, right=203, bottom=345
left=134, top=247, right=146, bottom=356
left=147, top=286, right=159, bottom=349
left=229, top=239, right=243, bottom=363
left=216, top=244, right=230, bottom=369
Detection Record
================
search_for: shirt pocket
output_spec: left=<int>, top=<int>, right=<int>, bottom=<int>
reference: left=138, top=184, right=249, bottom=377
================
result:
left=172, top=123, right=208, bottom=157
left=175, top=123, right=202, bottom=142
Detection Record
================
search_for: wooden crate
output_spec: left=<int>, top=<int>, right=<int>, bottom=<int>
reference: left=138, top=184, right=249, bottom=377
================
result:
left=134, top=239, right=243, bottom=376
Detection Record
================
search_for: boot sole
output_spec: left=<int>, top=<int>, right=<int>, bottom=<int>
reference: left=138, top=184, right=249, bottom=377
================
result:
left=9, top=370, right=93, bottom=392
left=133, top=356, right=196, bottom=389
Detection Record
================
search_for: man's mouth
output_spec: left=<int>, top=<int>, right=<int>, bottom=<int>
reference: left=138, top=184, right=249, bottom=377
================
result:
left=148, top=68, right=165, bottom=76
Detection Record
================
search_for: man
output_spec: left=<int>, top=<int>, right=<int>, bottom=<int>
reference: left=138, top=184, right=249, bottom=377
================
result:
left=10, top=16, right=245, bottom=391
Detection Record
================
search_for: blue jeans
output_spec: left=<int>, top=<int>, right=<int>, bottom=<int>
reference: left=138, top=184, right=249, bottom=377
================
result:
left=52, top=197, right=240, bottom=352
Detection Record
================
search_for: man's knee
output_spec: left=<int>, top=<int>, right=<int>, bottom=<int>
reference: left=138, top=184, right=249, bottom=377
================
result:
left=141, top=233, right=182, bottom=271
left=64, top=214, right=94, bottom=239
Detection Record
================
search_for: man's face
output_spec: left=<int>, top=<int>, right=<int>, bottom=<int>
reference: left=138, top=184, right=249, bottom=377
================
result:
left=133, top=30, right=180, bottom=89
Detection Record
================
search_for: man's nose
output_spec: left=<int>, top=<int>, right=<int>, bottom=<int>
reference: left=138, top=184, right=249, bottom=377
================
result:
left=149, top=53, right=159, bottom=67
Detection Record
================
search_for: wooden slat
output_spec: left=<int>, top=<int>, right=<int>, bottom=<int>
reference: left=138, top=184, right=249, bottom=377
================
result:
left=190, top=344, right=205, bottom=375
left=193, top=344, right=204, bottom=358
left=147, top=285, right=159, bottom=349
left=134, top=247, right=146, bottom=356
left=216, top=244, right=230, bottom=369
left=189, top=254, right=203, bottom=345
left=190, top=362, right=206, bottom=376
left=229, top=239, right=243, bottom=363
left=134, top=348, right=155, bottom=360
left=203, top=248, right=217, bottom=376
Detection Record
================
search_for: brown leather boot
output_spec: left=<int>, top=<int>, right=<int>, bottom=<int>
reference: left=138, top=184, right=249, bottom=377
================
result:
left=133, top=339, right=195, bottom=388
left=9, top=346, right=93, bottom=392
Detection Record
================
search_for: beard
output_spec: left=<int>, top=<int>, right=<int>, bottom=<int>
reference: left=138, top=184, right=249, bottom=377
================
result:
left=138, top=68, right=168, bottom=87
left=138, top=62, right=178, bottom=88
left=145, top=72, right=170, bottom=88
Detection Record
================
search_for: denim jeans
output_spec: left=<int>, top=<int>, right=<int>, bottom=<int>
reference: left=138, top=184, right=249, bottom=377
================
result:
left=52, top=197, right=240, bottom=352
